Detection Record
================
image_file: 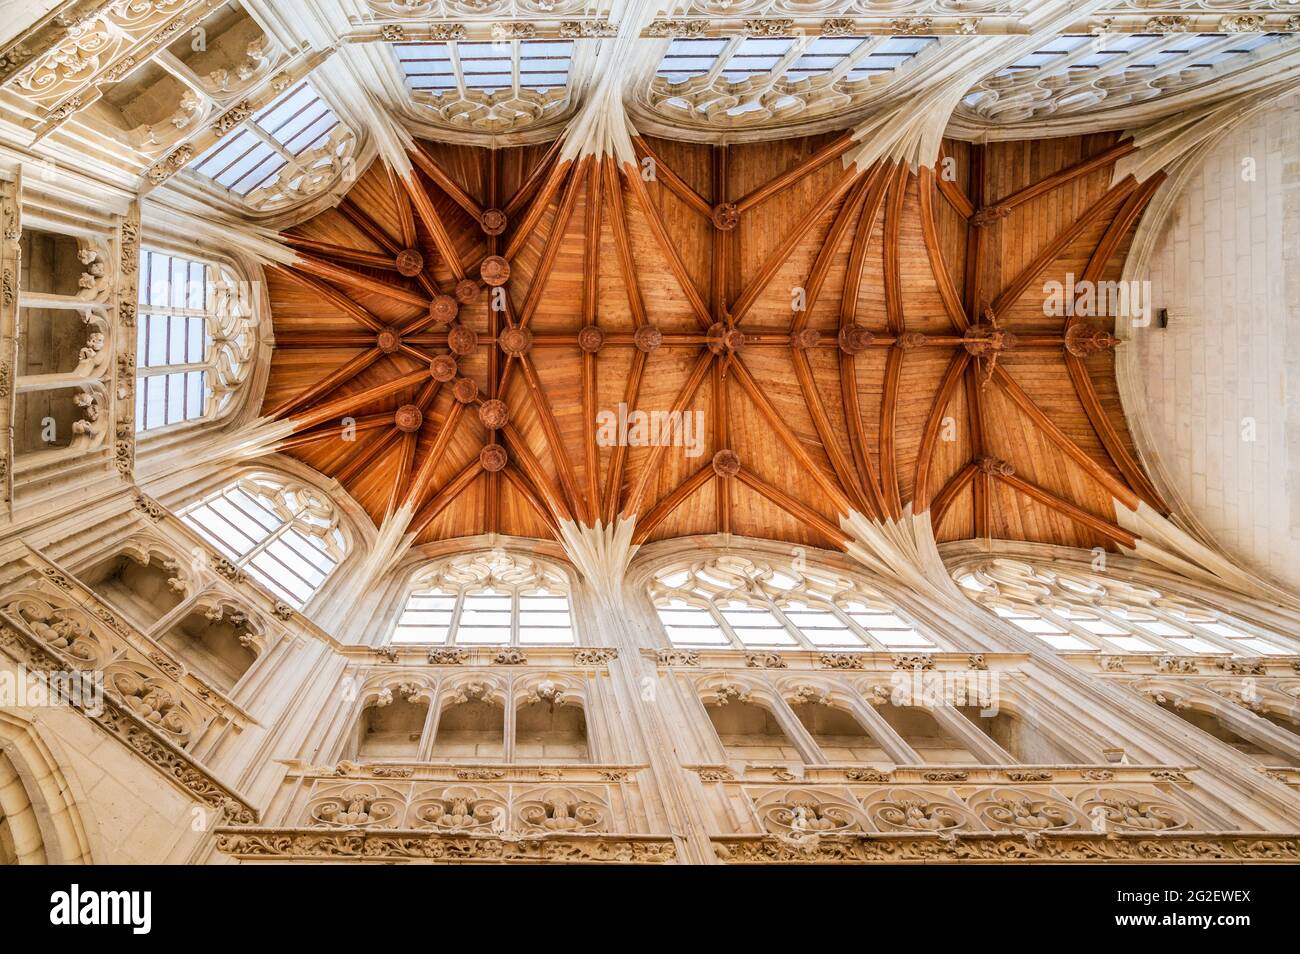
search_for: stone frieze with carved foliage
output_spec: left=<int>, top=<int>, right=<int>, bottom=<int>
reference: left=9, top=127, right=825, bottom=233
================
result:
left=215, top=827, right=677, bottom=862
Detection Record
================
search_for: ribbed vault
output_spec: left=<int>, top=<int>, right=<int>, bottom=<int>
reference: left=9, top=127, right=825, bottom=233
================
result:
left=262, top=130, right=1168, bottom=554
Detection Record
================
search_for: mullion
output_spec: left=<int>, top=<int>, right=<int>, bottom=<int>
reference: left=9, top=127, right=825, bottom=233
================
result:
left=205, top=136, right=266, bottom=189
left=250, top=546, right=315, bottom=593
left=760, top=592, right=810, bottom=649
left=831, top=603, right=885, bottom=651
left=448, top=591, right=466, bottom=646
left=229, top=151, right=287, bottom=195
left=1041, top=606, right=1112, bottom=652
left=289, top=117, right=340, bottom=156
left=260, top=94, right=319, bottom=144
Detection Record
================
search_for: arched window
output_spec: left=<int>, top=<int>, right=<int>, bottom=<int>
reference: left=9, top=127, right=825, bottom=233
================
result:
left=395, top=39, right=574, bottom=95
left=954, top=558, right=1297, bottom=657
left=189, top=80, right=356, bottom=211
left=178, top=473, right=346, bottom=607
left=391, top=551, right=575, bottom=646
left=390, top=38, right=577, bottom=134
left=647, top=34, right=939, bottom=129
left=136, top=247, right=253, bottom=432
left=649, top=555, right=936, bottom=651
left=961, top=33, right=1288, bottom=125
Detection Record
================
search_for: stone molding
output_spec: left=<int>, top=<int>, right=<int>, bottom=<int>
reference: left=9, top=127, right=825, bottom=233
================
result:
left=713, top=832, right=1300, bottom=863
left=215, top=827, right=677, bottom=862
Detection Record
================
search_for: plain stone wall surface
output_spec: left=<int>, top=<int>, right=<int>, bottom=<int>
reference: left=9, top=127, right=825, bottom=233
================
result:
left=1137, top=92, right=1300, bottom=591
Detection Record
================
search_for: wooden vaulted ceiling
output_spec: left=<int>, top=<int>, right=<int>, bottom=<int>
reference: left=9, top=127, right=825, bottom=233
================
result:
left=261, top=126, right=1168, bottom=554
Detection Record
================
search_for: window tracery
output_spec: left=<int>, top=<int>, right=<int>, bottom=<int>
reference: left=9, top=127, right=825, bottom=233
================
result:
left=135, top=247, right=254, bottom=432
left=188, top=80, right=357, bottom=211
left=178, top=473, right=347, bottom=608
left=960, top=32, right=1295, bottom=124
left=643, top=33, right=941, bottom=130
left=649, top=554, right=937, bottom=651
left=391, top=551, right=575, bottom=646
left=392, top=38, right=577, bottom=132
left=954, top=558, right=1298, bottom=657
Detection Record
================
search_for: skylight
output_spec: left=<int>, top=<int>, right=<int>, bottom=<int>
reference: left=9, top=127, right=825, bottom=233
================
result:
left=395, top=40, right=574, bottom=95
left=190, top=81, right=342, bottom=196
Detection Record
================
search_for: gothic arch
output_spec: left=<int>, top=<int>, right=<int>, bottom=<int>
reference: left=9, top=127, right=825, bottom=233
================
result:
left=0, top=712, right=93, bottom=865
left=149, top=461, right=366, bottom=615
left=632, top=539, right=945, bottom=652
left=386, top=547, right=580, bottom=647
left=944, top=541, right=1300, bottom=658
left=130, top=232, right=272, bottom=461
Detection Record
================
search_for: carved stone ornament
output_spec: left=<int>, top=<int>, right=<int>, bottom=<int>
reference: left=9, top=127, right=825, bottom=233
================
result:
left=1219, top=14, right=1266, bottom=32
left=213, top=558, right=247, bottom=584
left=712, top=833, right=1300, bottom=864
left=1155, top=655, right=1198, bottom=674
left=217, top=828, right=677, bottom=863
left=655, top=649, right=699, bottom=666
left=890, top=17, right=935, bottom=36
left=646, top=20, right=707, bottom=39
left=574, top=647, right=618, bottom=665
left=743, top=19, right=794, bottom=36
left=1145, top=15, right=1190, bottom=33
left=212, top=100, right=254, bottom=137
left=147, top=144, right=193, bottom=184
left=559, top=20, right=618, bottom=39
left=133, top=492, right=166, bottom=521
left=494, top=648, right=527, bottom=665
left=429, top=24, right=468, bottom=41
left=819, top=652, right=866, bottom=670
left=745, top=651, right=786, bottom=669
left=427, top=648, right=469, bottom=665
left=845, top=768, right=893, bottom=782
left=697, top=768, right=735, bottom=782
left=1216, top=658, right=1266, bottom=676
